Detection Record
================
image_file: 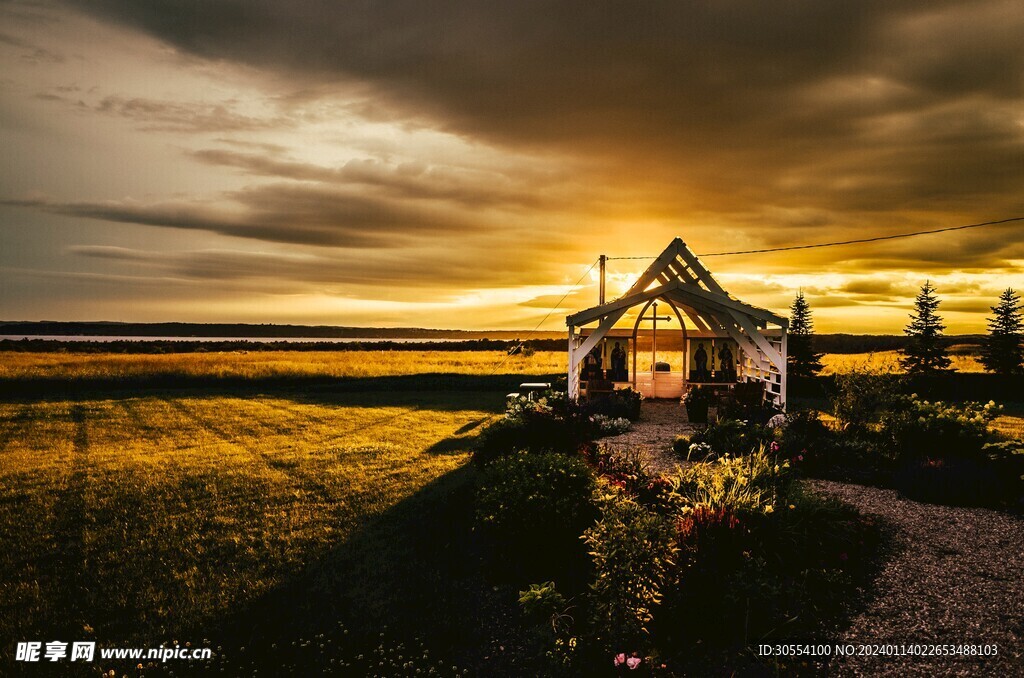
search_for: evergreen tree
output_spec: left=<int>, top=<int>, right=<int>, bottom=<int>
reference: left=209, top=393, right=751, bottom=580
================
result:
left=980, top=288, right=1024, bottom=375
left=900, top=281, right=951, bottom=374
left=787, top=290, right=823, bottom=377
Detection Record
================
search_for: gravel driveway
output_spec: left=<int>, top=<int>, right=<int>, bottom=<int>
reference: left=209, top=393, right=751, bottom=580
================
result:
left=806, top=480, right=1024, bottom=677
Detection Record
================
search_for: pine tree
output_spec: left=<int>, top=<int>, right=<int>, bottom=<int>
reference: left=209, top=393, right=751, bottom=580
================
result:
left=787, top=290, right=823, bottom=378
left=900, top=281, right=952, bottom=374
left=980, top=288, right=1024, bottom=375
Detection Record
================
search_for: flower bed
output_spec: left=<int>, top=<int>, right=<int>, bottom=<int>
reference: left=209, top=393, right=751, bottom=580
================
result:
left=472, top=400, right=881, bottom=674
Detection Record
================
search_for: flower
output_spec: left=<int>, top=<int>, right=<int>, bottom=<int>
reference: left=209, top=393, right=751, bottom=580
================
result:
left=614, top=653, right=626, bottom=667
left=626, top=656, right=642, bottom=670
left=769, top=441, right=780, bottom=453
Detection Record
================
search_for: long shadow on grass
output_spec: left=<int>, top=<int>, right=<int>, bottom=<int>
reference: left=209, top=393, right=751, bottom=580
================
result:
left=199, top=464, right=529, bottom=675
left=0, top=372, right=559, bottom=403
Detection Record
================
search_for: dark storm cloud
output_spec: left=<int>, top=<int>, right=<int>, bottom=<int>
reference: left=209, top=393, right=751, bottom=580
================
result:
left=4, top=183, right=487, bottom=247
left=69, top=1, right=1023, bottom=151
left=65, top=242, right=568, bottom=293
left=36, top=1, right=1024, bottom=271
left=189, top=149, right=571, bottom=209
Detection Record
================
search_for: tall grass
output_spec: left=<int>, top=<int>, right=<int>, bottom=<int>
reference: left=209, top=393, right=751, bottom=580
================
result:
left=820, top=350, right=985, bottom=375
left=0, top=348, right=992, bottom=384
left=0, top=349, right=564, bottom=382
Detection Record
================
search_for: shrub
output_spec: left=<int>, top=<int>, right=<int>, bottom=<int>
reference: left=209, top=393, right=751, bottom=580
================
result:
left=775, top=410, right=881, bottom=480
left=675, top=505, right=748, bottom=574
left=676, top=447, right=791, bottom=516
left=475, top=452, right=597, bottom=575
left=682, top=419, right=773, bottom=461
left=983, top=440, right=1024, bottom=510
left=519, top=581, right=573, bottom=634
left=777, top=410, right=831, bottom=458
left=683, top=386, right=711, bottom=423
left=830, top=369, right=905, bottom=433
left=880, top=396, right=999, bottom=462
left=585, top=388, right=643, bottom=422
left=583, top=494, right=678, bottom=647
left=718, top=390, right=782, bottom=426
left=590, top=414, right=631, bottom=437
left=475, top=392, right=595, bottom=464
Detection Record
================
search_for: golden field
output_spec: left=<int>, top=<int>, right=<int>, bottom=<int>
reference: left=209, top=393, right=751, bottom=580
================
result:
left=819, top=350, right=985, bottom=375
left=0, top=349, right=563, bottom=381
left=0, top=346, right=1018, bottom=672
left=0, top=348, right=992, bottom=383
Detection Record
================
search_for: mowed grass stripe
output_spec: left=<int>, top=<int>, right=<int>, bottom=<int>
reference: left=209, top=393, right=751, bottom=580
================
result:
left=0, top=388, right=496, bottom=648
left=0, top=403, right=31, bottom=449
left=161, top=396, right=349, bottom=505
left=47, top=404, right=92, bottom=637
left=0, top=402, right=79, bottom=642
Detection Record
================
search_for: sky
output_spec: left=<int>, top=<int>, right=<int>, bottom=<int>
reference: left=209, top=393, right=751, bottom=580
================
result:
left=1, top=0, right=1022, bottom=333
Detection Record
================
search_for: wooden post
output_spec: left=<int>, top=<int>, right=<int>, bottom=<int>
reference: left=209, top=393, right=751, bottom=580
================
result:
left=651, top=301, right=658, bottom=382
left=568, top=325, right=578, bottom=400
left=780, top=329, right=788, bottom=410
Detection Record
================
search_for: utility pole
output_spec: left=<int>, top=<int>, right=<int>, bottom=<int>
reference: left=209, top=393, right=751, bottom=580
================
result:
left=599, top=254, right=607, bottom=305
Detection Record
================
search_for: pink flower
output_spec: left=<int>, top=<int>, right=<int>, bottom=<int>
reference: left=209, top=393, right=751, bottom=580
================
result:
left=614, top=653, right=626, bottom=667
left=797, top=454, right=804, bottom=461
left=626, top=656, right=642, bottom=670
left=770, top=441, right=780, bottom=453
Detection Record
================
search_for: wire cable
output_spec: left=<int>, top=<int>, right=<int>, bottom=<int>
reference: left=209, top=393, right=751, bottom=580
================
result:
left=606, top=215, right=1024, bottom=260
left=487, top=258, right=598, bottom=375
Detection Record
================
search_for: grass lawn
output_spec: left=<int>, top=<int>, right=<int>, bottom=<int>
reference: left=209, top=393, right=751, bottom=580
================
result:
left=1, top=348, right=1020, bottom=673
left=0, top=381, right=515, bottom=673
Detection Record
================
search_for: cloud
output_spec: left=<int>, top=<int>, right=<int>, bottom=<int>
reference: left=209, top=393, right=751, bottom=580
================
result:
left=3, top=0, right=1024, bottom=330
left=5, top=183, right=496, bottom=247
left=188, top=149, right=572, bottom=209
left=71, top=1, right=1023, bottom=179
left=63, top=238, right=579, bottom=298
left=0, top=30, right=66, bottom=63
left=91, top=95, right=280, bottom=132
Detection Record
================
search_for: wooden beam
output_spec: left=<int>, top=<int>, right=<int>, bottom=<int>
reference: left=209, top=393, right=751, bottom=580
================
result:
left=621, top=240, right=684, bottom=298
left=727, top=309, right=785, bottom=369
left=670, top=283, right=788, bottom=327
left=566, top=281, right=675, bottom=326
left=675, top=242, right=727, bottom=295
left=574, top=307, right=629, bottom=359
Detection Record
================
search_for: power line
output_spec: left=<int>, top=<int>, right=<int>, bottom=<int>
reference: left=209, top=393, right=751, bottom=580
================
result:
left=606, top=215, right=1024, bottom=260
left=487, top=258, right=599, bottom=374
left=490, top=214, right=1024, bottom=375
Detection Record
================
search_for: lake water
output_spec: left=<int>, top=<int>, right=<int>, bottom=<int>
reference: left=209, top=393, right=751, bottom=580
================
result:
left=0, top=335, right=459, bottom=344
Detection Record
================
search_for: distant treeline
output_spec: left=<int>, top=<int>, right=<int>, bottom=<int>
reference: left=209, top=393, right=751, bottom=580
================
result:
left=0, top=329, right=987, bottom=355
left=0, top=338, right=566, bottom=354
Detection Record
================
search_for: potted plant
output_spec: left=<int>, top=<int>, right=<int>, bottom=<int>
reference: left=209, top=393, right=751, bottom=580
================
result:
left=683, top=386, right=711, bottom=424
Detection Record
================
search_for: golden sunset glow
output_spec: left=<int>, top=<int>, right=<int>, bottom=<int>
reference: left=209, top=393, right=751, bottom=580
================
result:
left=2, top=2, right=1022, bottom=332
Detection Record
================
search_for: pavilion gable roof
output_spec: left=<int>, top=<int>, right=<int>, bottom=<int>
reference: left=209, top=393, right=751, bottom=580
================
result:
left=566, top=237, right=787, bottom=328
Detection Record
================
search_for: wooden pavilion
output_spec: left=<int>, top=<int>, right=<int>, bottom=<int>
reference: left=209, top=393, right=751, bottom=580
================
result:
left=566, top=237, right=789, bottom=407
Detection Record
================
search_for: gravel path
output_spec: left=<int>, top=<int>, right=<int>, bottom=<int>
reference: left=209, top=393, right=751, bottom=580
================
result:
left=806, top=479, right=1024, bottom=677
left=598, top=400, right=699, bottom=475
